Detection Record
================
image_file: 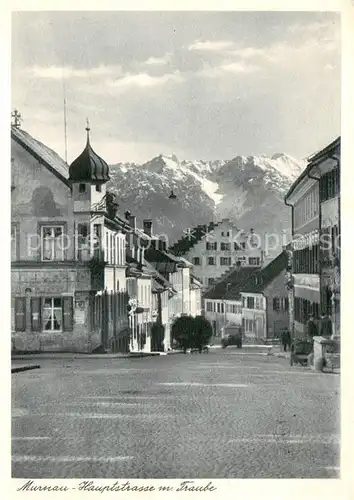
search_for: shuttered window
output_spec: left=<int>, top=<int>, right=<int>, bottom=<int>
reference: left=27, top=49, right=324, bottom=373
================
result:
left=31, top=297, right=41, bottom=332
left=62, top=296, right=73, bottom=332
left=15, top=297, right=26, bottom=331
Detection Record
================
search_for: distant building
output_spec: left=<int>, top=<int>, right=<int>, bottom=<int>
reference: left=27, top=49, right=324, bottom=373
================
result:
left=240, top=250, right=289, bottom=341
left=203, top=265, right=259, bottom=339
left=170, top=218, right=263, bottom=289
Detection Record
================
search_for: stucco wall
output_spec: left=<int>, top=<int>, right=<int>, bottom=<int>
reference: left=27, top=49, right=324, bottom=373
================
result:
left=12, top=139, right=75, bottom=261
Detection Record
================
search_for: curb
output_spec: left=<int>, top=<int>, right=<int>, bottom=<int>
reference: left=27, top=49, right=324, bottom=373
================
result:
left=11, top=352, right=171, bottom=361
left=11, top=365, right=41, bottom=374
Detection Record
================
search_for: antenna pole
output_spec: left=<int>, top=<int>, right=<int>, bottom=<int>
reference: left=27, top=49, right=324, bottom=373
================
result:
left=63, top=79, right=68, bottom=164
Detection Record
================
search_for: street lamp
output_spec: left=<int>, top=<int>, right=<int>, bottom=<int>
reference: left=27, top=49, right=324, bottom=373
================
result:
left=221, top=282, right=232, bottom=337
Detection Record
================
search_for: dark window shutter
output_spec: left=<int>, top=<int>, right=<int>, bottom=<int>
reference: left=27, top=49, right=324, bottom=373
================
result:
left=31, top=297, right=41, bottom=332
left=15, top=297, right=26, bottom=331
left=62, top=296, right=73, bottom=332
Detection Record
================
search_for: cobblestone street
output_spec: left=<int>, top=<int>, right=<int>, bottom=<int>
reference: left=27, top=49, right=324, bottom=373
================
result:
left=12, top=350, right=340, bottom=478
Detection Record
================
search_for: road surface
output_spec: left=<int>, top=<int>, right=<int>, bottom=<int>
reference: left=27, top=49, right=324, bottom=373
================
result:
left=12, top=349, right=340, bottom=478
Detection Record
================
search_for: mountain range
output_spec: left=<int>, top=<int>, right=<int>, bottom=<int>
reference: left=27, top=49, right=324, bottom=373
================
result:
left=108, top=153, right=306, bottom=254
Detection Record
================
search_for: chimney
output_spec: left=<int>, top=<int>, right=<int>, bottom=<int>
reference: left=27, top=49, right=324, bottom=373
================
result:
left=143, top=219, right=153, bottom=237
left=129, top=215, right=137, bottom=230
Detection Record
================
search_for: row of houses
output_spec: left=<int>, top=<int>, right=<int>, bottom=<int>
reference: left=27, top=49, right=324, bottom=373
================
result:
left=285, top=137, right=340, bottom=341
left=11, top=122, right=202, bottom=353
left=172, top=137, right=340, bottom=344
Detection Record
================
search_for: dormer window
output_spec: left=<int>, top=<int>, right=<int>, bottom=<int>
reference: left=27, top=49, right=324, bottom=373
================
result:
left=95, top=184, right=102, bottom=192
left=79, top=183, right=86, bottom=193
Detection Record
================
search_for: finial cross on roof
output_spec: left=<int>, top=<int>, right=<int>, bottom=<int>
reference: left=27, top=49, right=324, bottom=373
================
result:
left=85, top=117, right=91, bottom=144
left=11, top=109, right=22, bottom=128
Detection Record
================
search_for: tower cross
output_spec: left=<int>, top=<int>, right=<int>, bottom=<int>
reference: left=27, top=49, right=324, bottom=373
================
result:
left=11, top=109, right=22, bottom=128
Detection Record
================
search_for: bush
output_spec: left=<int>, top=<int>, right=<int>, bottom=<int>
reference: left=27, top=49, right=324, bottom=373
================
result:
left=171, top=315, right=195, bottom=352
left=171, top=315, right=213, bottom=352
left=193, top=316, right=213, bottom=350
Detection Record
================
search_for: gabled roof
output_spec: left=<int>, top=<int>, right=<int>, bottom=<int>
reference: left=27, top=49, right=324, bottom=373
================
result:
left=169, top=222, right=219, bottom=256
left=239, top=251, right=288, bottom=294
left=204, top=266, right=258, bottom=300
left=285, top=136, right=340, bottom=202
left=307, top=136, right=340, bottom=165
left=11, top=126, right=69, bottom=185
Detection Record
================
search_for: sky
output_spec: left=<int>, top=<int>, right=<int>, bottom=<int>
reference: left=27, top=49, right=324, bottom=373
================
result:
left=12, top=11, right=341, bottom=164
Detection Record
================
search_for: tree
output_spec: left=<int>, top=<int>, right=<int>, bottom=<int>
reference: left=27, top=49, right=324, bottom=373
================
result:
left=193, top=316, right=213, bottom=352
left=171, top=315, right=195, bottom=353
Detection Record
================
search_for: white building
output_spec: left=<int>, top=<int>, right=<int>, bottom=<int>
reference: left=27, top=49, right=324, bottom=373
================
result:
left=170, top=219, right=263, bottom=289
left=203, top=265, right=258, bottom=339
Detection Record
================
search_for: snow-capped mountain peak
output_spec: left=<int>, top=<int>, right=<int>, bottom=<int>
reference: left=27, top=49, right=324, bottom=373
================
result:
left=108, top=152, right=305, bottom=244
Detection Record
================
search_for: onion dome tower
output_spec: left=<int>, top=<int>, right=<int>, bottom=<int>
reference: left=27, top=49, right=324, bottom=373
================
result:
left=69, top=119, right=110, bottom=184
left=69, top=120, right=110, bottom=214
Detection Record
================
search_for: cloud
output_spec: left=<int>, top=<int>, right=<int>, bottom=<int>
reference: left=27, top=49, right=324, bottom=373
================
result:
left=26, top=65, right=122, bottom=80
left=228, top=47, right=267, bottom=59
left=144, top=53, right=171, bottom=65
left=220, top=61, right=260, bottom=74
left=110, top=71, right=183, bottom=90
left=188, top=40, right=234, bottom=52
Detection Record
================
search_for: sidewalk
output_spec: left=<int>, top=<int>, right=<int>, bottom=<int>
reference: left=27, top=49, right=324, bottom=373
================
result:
left=11, top=350, right=183, bottom=361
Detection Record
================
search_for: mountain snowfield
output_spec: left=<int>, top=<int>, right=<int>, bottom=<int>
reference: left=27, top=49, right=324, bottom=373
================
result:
left=108, top=152, right=306, bottom=252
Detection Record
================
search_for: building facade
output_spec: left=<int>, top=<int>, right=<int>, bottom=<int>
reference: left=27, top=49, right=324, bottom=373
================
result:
left=308, top=138, right=340, bottom=338
left=11, top=124, right=129, bottom=353
left=284, top=165, right=320, bottom=340
left=203, top=265, right=258, bottom=339
left=170, top=219, right=263, bottom=289
left=285, top=137, right=340, bottom=341
left=240, top=251, right=289, bottom=341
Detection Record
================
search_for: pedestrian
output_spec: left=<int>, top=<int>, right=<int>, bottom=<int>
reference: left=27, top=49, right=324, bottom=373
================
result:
left=281, top=329, right=290, bottom=352
left=307, top=315, right=318, bottom=339
left=319, top=313, right=333, bottom=338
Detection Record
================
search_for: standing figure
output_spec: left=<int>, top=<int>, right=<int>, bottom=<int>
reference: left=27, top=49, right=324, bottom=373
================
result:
left=281, top=329, right=291, bottom=352
left=307, top=315, right=318, bottom=339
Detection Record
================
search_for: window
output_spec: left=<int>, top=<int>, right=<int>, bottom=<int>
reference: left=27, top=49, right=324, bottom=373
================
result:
left=208, top=278, right=215, bottom=285
left=221, top=243, right=230, bottom=251
left=193, top=257, right=201, bottom=265
left=246, top=297, right=255, bottom=309
left=95, top=184, right=102, bottom=192
left=43, top=298, right=63, bottom=331
left=220, top=302, right=224, bottom=314
left=14, top=297, right=26, bottom=331
left=255, top=297, right=262, bottom=310
left=293, top=244, right=319, bottom=274
left=77, top=223, right=89, bottom=260
left=79, top=183, right=86, bottom=193
left=206, top=302, right=212, bottom=312
left=226, top=231, right=230, bottom=237
left=208, top=257, right=215, bottom=265
left=217, top=303, right=221, bottom=313
left=249, top=257, right=260, bottom=266
left=41, top=226, right=64, bottom=261
left=244, top=319, right=255, bottom=332
left=11, top=224, right=17, bottom=261
left=273, top=297, right=289, bottom=312
left=220, top=257, right=231, bottom=266
left=206, top=242, right=217, bottom=250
